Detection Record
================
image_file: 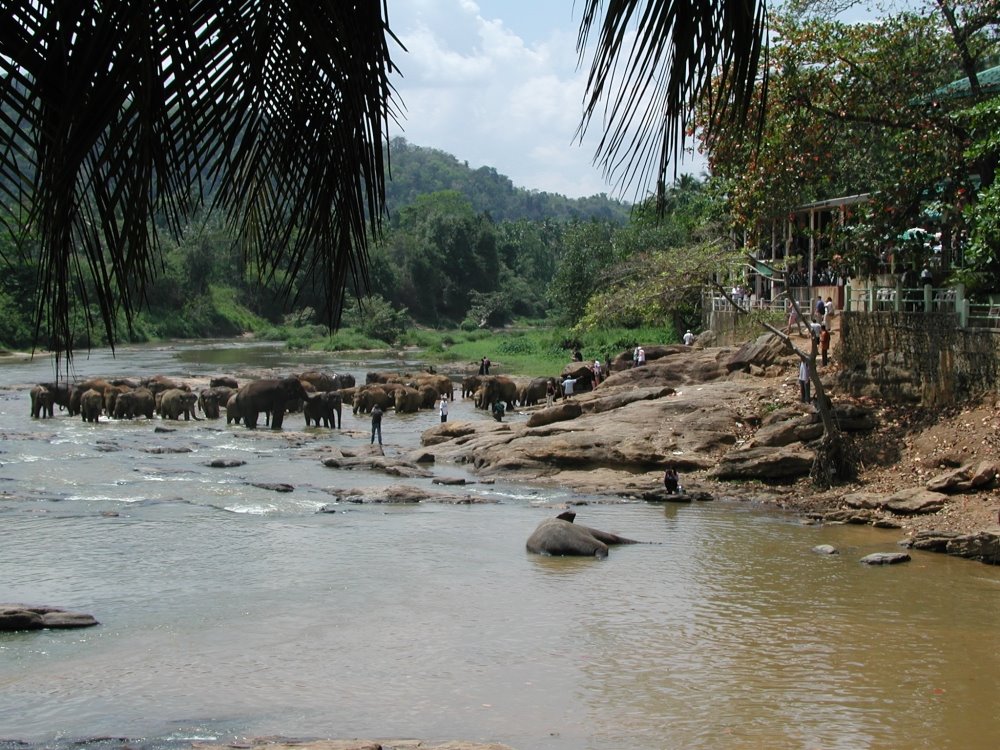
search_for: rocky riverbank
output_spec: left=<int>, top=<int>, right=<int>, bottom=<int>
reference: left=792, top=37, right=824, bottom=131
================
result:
left=420, top=336, right=1000, bottom=564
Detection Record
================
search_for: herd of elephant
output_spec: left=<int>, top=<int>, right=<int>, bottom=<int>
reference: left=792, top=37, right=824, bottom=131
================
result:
left=27, top=372, right=347, bottom=430
left=26, top=364, right=600, bottom=429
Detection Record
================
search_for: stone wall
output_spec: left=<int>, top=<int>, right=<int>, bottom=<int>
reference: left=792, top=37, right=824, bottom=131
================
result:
left=839, top=311, right=1000, bottom=404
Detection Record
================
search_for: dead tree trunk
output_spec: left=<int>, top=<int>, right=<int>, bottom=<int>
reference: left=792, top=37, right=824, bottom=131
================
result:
left=717, top=285, right=856, bottom=487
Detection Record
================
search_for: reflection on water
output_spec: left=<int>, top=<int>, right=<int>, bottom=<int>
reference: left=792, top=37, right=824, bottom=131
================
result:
left=2, top=341, right=1000, bottom=750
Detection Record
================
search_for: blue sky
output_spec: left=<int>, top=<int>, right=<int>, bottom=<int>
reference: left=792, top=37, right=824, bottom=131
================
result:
left=386, top=0, right=663, bottom=200
left=384, top=1, right=916, bottom=200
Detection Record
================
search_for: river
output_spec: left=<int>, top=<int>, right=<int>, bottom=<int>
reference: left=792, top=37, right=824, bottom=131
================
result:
left=2, top=341, right=999, bottom=750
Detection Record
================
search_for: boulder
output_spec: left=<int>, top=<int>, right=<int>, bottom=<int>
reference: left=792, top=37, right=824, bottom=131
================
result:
left=420, top=379, right=758, bottom=478
left=250, top=482, right=294, bottom=493
left=0, top=604, right=99, bottom=631
left=902, top=529, right=1000, bottom=564
left=812, top=544, right=839, bottom=555
left=884, top=487, right=947, bottom=515
left=926, top=461, right=999, bottom=494
left=711, top=446, right=815, bottom=481
left=321, top=455, right=433, bottom=479
left=860, top=552, right=911, bottom=565
left=205, top=458, right=247, bottom=468
left=725, top=332, right=790, bottom=372
left=841, top=492, right=885, bottom=510
left=526, top=401, right=582, bottom=427
left=579, top=386, right=675, bottom=415
left=748, top=417, right=823, bottom=448
left=320, top=484, right=496, bottom=505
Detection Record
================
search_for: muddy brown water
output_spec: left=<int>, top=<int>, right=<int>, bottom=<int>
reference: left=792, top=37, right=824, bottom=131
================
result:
left=2, top=341, right=999, bottom=750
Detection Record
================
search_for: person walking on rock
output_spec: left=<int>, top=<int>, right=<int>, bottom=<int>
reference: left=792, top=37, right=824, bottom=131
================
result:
left=820, top=325, right=831, bottom=366
left=370, top=404, right=383, bottom=445
left=798, top=360, right=812, bottom=403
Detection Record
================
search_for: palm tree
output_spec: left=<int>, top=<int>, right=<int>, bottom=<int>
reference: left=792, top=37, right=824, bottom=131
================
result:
left=576, top=0, right=767, bottom=205
left=0, top=1, right=765, bottom=358
left=0, top=1, right=399, bottom=358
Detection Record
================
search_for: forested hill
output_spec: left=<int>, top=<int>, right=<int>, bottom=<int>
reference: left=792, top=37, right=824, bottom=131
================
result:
left=385, top=137, right=630, bottom=223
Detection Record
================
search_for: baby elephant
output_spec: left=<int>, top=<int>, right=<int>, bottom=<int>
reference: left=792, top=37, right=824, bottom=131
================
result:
left=159, top=388, right=200, bottom=420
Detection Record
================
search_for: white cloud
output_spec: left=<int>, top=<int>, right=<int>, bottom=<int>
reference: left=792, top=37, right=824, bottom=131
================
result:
left=387, top=0, right=614, bottom=199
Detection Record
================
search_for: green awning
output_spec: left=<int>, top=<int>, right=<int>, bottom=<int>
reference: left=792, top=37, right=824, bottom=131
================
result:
left=918, top=65, right=1000, bottom=104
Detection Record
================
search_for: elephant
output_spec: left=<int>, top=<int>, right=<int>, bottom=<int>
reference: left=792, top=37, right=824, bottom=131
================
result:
left=352, top=385, right=392, bottom=414
left=296, top=370, right=340, bottom=392
left=38, top=382, right=73, bottom=412
left=412, top=373, right=454, bottom=400
left=462, top=374, right=482, bottom=398
left=526, top=512, right=640, bottom=559
left=474, top=376, right=517, bottom=411
left=113, top=388, right=155, bottom=419
left=142, top=374, right=187, bottom=395
left=393, top=386, right=422, bottom=413
left=69, top=379, right=110, bottom=416
left=80, top=388, right=104, bottom=423
left=285, top=379, right=316, bottom=414
left=29, top=385, right=55, bottom=418
left=210, top=376, right=239, bottom=389
left=304, top=391, right=342, bottom=428
left=560, top=363, right=595, bottom=391
left=160, top=388, right=201, bottom=420
left=226, top=393, right=242, bottom=425
left=416, top=384, right=438, bottom=409
left=366, top=371, right=405, bottom=385
left=103, top=384, right=132, bottom=416
left=518, top=377, right=553, bottom=406
left=199, top=386, right=235, bottom=419
left=234, top=377, right=309, bottom=430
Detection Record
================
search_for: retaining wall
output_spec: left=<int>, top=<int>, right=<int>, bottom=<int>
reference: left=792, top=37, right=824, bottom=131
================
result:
left=839, top=311, right=1000, bottom=404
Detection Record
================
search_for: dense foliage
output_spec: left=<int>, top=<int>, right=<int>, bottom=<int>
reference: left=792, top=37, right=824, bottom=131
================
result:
left=700, top=1, right=1000, bottom=289
left=0, top=142, right=634, bottom=352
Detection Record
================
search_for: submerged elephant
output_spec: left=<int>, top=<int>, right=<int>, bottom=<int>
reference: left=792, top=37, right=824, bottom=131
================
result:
left=526, top=512, right=640, bottom=559
left=234, top=377, right=309, bottom=429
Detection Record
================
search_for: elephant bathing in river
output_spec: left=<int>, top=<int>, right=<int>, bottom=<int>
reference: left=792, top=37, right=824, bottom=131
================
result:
left=160, top=388, right=201, bottom=420
left=526, top=511, right=641, bottom=559
left=234, top=377, right=309, bottom=429
left=304, top=391, right=342, bottom=428
left=29, top=385, right=55, bottom=418
left=80, top=389, right=104, bottom=423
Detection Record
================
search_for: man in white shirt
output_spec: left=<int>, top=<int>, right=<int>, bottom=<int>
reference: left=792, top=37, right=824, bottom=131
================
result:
left=683, top=330, right=695, bottom=346
left=562, top=377, right=578, bottom=398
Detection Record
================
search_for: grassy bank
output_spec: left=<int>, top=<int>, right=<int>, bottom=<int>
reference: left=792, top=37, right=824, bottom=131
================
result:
left=290, top=324, right=678, bottom=378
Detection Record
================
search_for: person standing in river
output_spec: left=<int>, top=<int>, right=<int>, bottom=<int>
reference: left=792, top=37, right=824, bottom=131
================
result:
left=370, top=404, right=383, bottom=446
left=439, top=395, right=449, bottom=423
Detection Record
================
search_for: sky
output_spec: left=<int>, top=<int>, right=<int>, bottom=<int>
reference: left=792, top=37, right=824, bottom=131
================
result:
left=383, top=1, right=915, bottom=201
left=384, top=0, right=703, bottom=200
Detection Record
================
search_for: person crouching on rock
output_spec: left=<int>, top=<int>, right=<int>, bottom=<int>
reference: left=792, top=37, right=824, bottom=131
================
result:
left=663, top=467, right=679, bottom=494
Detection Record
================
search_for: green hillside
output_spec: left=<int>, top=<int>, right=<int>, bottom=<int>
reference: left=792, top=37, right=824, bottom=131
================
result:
left=385, top=137, right=631, bottom=223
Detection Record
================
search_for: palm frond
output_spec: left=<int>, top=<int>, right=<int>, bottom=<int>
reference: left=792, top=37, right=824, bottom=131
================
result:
left=0, top=0, right=400, bottom=358
left=577, top=0, right=767, bottom=205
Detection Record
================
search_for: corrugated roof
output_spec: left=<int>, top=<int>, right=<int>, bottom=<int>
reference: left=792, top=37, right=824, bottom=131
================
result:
left=927, top=65, right=1000, bottom=103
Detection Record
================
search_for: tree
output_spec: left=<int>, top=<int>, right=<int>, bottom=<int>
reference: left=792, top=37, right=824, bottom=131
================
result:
left=2, top=1, right=770, bottom=357
left=576, top=0, right=768, bottom=206
left=0, top=2, right=397, bottom=358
